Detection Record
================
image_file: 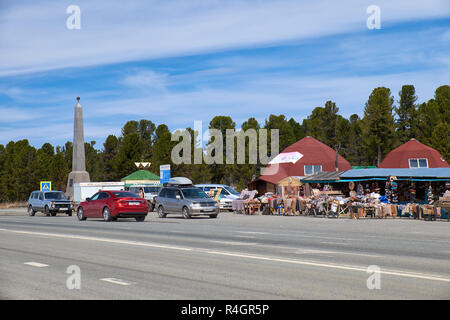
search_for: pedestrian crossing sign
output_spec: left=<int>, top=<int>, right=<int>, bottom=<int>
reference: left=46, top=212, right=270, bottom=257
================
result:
left=40, top=181, right=52, bottom=192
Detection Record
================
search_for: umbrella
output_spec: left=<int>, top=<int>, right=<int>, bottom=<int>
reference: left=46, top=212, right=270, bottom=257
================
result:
left=278, top=176, right=302, bottom=187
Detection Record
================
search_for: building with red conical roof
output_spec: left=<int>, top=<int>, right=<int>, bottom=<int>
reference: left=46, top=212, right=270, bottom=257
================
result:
left=379, top=139, right=449, bottom=169
left=249, top=136, right=352, bottom=194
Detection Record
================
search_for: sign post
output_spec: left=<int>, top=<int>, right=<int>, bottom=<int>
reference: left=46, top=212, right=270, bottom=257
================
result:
left=160, top=164, right=171, bottom=184
left=40, top=181, right=52, bottom=192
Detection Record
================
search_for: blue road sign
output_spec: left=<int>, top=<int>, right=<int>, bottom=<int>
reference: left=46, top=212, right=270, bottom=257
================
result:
left=160, top=164, right=171, bottom=184
left=40, top=181, right=51, bottom=192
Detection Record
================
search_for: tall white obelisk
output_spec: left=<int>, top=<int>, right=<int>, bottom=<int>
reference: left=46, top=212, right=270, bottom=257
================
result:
left=66, top=97, right=90, bottom=200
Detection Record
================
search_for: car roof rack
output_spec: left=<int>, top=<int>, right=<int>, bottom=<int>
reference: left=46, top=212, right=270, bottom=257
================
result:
left=164, top=177, right=193, bottom=187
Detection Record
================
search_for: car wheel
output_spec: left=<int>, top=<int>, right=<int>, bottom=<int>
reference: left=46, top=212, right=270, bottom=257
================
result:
left=182, top=206, right=191, bottom=219
left=158, top=206, right=166, bottom=218
left=209, top=214, right=218, bottom=219
left=135, top=216, right=146, bottom=222
left=103, top=207, right=112, bottom=222
left=28, top=205, right=35, bottom=216
left=44, top=206, right=51, bottom=216
left=77, top=207, right=87, bottom=221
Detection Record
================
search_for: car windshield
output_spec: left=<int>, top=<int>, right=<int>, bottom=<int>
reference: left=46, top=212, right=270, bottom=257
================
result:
left=112, top=191, right=138, bottom=198
left=181, top=188, right=209, bottom=199
left=144, top=187, right=161, bottom=193
left=44, top=192, right=66, bottom=200
left=224, top=186, right=240, bottom=195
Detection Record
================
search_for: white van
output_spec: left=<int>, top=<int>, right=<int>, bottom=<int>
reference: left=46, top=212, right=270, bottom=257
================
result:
left=194, top=184, right=240, bottom=211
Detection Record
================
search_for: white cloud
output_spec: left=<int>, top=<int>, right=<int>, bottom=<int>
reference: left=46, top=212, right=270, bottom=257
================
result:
left=0, top=106, right=42, bottom=122
left=1, top=66, right=447, bottom=146
left=121, top=70, right=169, bottom=91
left=0, top=0, right=449, bottom=76
left=0, top=122, right=121, bottom=146
left=441, top=29, right=450, bottom=42
left=81, top=67, right=450, bottom=129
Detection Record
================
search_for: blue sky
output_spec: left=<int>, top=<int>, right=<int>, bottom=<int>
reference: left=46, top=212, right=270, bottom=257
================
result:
left=0, top=0, right=449, bottom=148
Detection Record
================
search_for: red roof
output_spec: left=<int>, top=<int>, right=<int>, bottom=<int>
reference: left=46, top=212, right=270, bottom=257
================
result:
left=379, top=139, right=449, bottom=168
left=257, top=136, right=352, bottom=184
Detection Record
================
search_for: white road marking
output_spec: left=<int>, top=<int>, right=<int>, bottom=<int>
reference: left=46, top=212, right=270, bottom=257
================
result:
left=293, top=249, right=382, bottom=258
left=210, top=240, right=257, bottom=246
left=296, top=234, right=357, bottom=241
left=237, top=231, right=270, bottom=235
left=320, top=241, right=350, bottom=246
left=2, top=228, right=449, bottom=283
left=24, top=262, right=48, bottom=268
left=0, top=228, right=192, bottom=252
left=100, top=278, right=134, bottom=286
left=231, top=243, right=381, bottom=258
left=235, top=235, right=256, bottom=239
left=205, top=250, right=450, bottom=283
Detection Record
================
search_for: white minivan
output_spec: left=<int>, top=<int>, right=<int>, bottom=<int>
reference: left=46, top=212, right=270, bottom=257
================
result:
left=194, top=184, right=240, bottom=211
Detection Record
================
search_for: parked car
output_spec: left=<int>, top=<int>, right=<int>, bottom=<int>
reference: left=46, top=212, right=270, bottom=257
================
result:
left=156, top=178, right=219, bottom=219
left=28, top=190, right=74, bottom=216
left=76, top=190, right=148, bottom=222
left=195, top=184, right=240, bottom=211
left=128, top=184, right=162, bottom=212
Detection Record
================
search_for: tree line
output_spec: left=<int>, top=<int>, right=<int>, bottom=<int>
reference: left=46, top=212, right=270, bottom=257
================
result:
left=0, top=84, right=448, bottom=202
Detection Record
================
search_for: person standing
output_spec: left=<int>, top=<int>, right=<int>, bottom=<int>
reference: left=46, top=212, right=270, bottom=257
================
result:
left=357, top=183, right=364, bottom=196
left=409, top=183, right=416, bottom=203
left=427, top=184, right=434, bottom=205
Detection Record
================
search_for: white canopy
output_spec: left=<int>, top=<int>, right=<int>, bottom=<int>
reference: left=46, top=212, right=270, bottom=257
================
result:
left=268, top=151, right=303, bottom=165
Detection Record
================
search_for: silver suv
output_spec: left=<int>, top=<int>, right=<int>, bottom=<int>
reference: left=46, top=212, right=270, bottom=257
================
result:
left=155, top=180, right=219, bottom=219
left=28, top=190, right=74, bottom=216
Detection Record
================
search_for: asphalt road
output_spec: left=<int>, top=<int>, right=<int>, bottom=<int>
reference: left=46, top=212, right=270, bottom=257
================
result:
left=0, top=209, right=449, bottom=299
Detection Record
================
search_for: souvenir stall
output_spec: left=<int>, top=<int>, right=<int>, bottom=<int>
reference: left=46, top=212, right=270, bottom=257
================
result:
left=435, top=189, right=450, bottom=221
left=231, top=190, right=260, bottom=215
left=242, top=167, right=450, bottom=221
left=277, top=176, right=302, bottom=215
left=340, top=168, right=450, bottom=220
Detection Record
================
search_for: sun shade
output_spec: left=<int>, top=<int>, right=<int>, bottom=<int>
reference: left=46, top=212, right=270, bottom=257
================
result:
left=268, top=151, right=303, bottom=164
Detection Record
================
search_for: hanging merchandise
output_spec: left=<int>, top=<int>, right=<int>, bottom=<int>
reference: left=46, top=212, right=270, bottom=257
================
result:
left=427, top=185, right=434, bottom=204
left=373, top=182, right=380, bottom=194
left=357, top=183, right=364, bottom=196
left=391, top=179, right=398, bottom=203
left=349, top=181, right=355, bottom=191
left=385, top=180, right=392, bottom=203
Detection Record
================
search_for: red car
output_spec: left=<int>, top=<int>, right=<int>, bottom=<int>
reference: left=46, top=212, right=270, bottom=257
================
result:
left=76, top=190, right=148, bottom=222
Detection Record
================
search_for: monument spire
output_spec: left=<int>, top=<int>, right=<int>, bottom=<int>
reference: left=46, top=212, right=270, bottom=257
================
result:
left=66, top=96, right=90, bottom=200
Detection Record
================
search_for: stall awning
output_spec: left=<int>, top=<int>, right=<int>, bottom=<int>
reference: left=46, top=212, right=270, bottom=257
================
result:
left=340, top=168, right=450, bottom=179
left=300, top=171, right=344, bottom=183
left=278, top=176, right=303, bottom=187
